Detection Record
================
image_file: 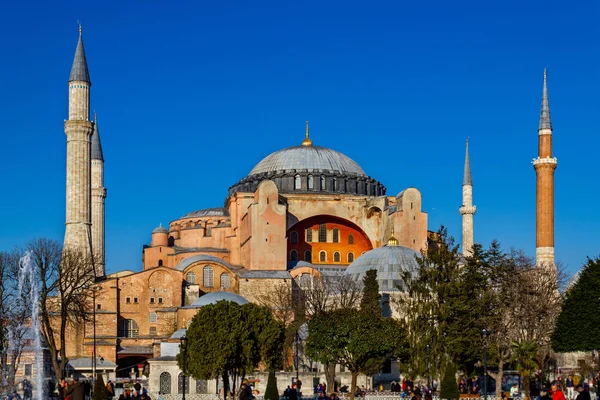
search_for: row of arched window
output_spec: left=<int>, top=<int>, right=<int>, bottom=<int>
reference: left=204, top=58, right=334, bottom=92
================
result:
left=290, top=250, right=355, bottom=263
left=290, top=227, right=354, bottom=244
left=159, top=372, right=207, bottom=394
left=294, top=175, right=343, bottom=191
left=186, top=267, right=230, bottom=288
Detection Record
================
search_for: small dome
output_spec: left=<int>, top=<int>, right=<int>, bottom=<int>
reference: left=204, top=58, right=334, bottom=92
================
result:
left=344, top=245, right=420, bottom=292
left=249, top=145, right=366, bottom=177
left=152, top=224, right=168, bottom=234
left=189, top=291, right=249, bottom=308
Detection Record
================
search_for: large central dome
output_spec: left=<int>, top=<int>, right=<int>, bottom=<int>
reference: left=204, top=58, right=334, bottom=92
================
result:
left=228, top=124, right=385, bottom=196
left=249, top=145, right=366, bottom=177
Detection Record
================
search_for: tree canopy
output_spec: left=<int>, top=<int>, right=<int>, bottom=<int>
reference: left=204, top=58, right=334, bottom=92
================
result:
left=552, top=257, right=600, bottom=352
left=179, top=300, right=284, bottom=398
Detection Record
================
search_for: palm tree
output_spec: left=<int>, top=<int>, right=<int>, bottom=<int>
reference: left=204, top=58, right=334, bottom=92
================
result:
left=511, top=340, right=539, bottom=400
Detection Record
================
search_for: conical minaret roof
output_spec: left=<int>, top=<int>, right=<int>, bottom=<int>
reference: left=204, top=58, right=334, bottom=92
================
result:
left=91, top=114, right=103, bottom=161
left=538, top=68, right=551, bottom=131
left=463, top=139, right=472, bottom=186
left=69, top=26, right=91, bottom=83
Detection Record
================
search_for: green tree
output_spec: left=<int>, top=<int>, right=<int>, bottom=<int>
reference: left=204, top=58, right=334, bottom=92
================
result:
left=439, top=362, right=459, bottom=400
left=92, top=374, right=109, bottom=400
left=264, top=370, right=279, bottom=400
left=179, top=300, right=284, bottom=400
left=306, top=308, right=406, bottom=399
left=360, top=269, right=381, bottom=317
left=552, top=257, right=600, bottom=352
left=511, top=340, right=538, bottom=400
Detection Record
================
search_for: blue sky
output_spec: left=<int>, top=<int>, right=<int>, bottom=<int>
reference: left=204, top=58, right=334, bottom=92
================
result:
left=0, top=0, right=598, bottom=276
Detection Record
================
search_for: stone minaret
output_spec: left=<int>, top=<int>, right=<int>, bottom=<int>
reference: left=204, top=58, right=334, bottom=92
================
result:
left=91, top=114, right=106, bottom=277
left=459, top=139, right=476, bottom=257
left=533, top=69, right=557, bottom=266
left=64, top=26, right=93, bottom=253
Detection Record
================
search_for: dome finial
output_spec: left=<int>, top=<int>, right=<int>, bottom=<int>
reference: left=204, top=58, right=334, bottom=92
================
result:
left=387, top=225, right=399, bottom=246
left=302, top=120, right=313, bottom=146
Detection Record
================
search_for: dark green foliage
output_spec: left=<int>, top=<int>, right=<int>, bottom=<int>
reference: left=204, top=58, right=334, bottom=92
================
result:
left=179, top=301, right=285, bottom=390
left=552, top=257, right=600, bottom=352
left=399, top=227, right=504, bottom=376
left=92, top=374, right=109, bottom=400
left=306, top=308, right=407, bottom=396
left=439, top=363, right=459, bottom=400
left=360, top=269, right=381, bottom=317
left=264, top=370, right=279, bottom=400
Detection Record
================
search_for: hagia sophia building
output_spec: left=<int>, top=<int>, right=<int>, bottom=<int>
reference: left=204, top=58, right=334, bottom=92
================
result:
left=53, top=28, right=556, bottom=392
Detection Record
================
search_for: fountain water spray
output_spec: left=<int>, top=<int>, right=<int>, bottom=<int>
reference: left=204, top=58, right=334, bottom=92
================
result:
left=15, top=251, right=44, bottom=400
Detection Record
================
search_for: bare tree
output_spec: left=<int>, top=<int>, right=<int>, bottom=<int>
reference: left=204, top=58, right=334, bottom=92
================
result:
left=30, top=239, right=96, bottom=381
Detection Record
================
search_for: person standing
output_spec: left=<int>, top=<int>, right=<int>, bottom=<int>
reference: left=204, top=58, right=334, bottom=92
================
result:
left=575, top=384, right=590, bottom=400
left=566, top=376, right=575, bottom=400
left=66, top=378, right=85, bottom=400
left=552, top=381, right=567, bottom=400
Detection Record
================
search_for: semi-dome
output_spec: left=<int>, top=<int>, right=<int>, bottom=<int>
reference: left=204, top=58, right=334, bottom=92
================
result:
left=189, top=291, right=249, bottom=308
left=249, top=145, right=366, bottom=177
left=344, top=240, right=420, bottom=292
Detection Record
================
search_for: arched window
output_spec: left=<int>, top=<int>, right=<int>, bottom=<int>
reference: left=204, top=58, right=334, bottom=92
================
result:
left=304, top=250, right=312, bottom=262
left=160, top=372, right=172, bottom=394
left=332, top=228, right=339, bottom=243
left=149, top=312, right=157, bottom=323
left=318, top=224, right=327, bottom=243
left=220, top=273, right=231, bottom=288
left=333, top=177, right=338, bottom=191
left=308, top=175, right=314, bottom=190
left=306, top=228, right=313, bottom=242
left=290, top=250, right=298, bottom=261
left=203, top=266, right=214, bottom=288
left=178, top=373, right=189, bottom=394
left=119, top=319, right=139, bottom=338
left=334, top=252, right=341, bottom=263
left=320, top=175, right=326, bottom=190
left=290, top=231, right=298, bottom=244
left=158, top=259, right=163, bottom=266
left=196, top=379, right=208, bottom=394
left=186, top=272, right=196, bottom=284
left=348, top=234, right=354, bottom=244
left=347, top=252, right=355, bottom=263
left=294, top=174, right=301, bottom=190
left=319, top=251, right=326, bottom=262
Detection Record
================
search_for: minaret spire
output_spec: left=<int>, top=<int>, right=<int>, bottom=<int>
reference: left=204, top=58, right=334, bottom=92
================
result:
left=539, top=68, right=552, bottom=130
left=463, top=138, right=472, bottom=186
left=533, top=68, right=557, bottom=267
left=69, top=24, right=91, bottom=84
left=459, top=139, right=476, bottom=256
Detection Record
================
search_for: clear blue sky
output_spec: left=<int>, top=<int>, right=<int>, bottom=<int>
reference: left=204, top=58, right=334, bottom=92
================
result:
left=0, top=0, right=598, bottom=276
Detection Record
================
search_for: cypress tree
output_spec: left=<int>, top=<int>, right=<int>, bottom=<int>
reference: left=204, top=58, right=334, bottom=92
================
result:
left=360, top=269, right=381, bottom=317
left=552, top=257, right=600, bottom=352
left=92, top=374, right=109, bottom=400
left=264, top=370, right=279, bottom=400
left=439, top=363, right=459, bottom=400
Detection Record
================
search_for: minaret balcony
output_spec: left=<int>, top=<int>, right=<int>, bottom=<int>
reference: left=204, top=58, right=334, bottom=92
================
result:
left=459, top=205, right=476, bottom=215
left=532, top=157, right=558, bottom=166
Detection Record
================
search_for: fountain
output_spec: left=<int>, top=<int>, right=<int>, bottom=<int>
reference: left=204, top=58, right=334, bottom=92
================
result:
left=11, top=251, right=45, bottom=400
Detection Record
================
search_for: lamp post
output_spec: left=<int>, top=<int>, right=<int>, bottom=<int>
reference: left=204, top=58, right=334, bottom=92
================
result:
left=426, top=344, right=431, bottom=390
left=481, top=329, right=490, bottom=400
left=180, top=336, right=188, bottom=400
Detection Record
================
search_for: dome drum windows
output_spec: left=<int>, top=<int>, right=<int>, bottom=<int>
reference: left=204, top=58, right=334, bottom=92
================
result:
left=294, top=174, right=302, bottom=190
left=307, top=175, right=314, bottom=190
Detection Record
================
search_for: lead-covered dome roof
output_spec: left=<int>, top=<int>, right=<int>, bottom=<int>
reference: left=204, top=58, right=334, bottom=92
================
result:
left=249, top=145, right=366, bottom=177
left=344, top=243, right=420, bottom=292
left=229, top=127, right=385, bottom=196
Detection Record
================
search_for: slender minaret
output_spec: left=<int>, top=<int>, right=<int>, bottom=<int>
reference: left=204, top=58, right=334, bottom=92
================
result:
left=459, top=139, right=476, bottom=257
left=91, top=113, right=106, bottom=276
left=533, top=68, right=557, bottom=267
left=64, top=25, right=93, bottom=253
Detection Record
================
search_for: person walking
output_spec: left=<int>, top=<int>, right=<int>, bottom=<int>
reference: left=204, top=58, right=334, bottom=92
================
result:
left=552, top=380, right=567, bottom=400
